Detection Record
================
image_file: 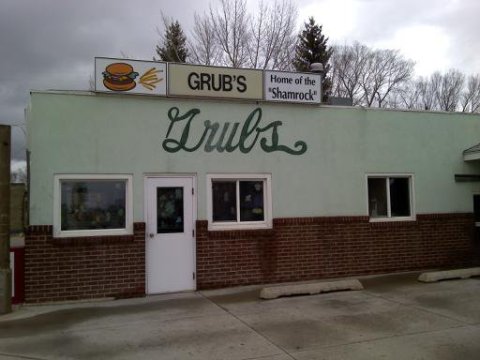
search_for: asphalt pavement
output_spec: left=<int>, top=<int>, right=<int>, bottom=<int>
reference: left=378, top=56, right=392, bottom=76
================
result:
left=0, top=272, right=479, bottom=359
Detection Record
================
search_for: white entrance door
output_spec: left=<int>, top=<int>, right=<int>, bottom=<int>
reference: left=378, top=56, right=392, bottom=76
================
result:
left=145, top=176, right=196, bottom=294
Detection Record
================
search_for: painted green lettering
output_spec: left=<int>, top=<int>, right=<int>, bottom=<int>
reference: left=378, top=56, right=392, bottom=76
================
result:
left=203, top=120, right=220, bottom=152
left=162, top=107, right=307, bottom=155
left=224, top=122, right=240, bottom=152
left=259, top=121, right=307, bottom=155
left=239, top=108, right=262, bottom=153
left=163, top=107, right=208, bottom=152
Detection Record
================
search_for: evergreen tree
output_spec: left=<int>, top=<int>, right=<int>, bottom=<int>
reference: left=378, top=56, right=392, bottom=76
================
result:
left=155, top=20, right=188, bottom=63
left=293, top=17, right=332, bottom=101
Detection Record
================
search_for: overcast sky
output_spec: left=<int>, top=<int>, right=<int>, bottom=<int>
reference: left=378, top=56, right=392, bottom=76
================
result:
left=1, top=0, right=479, bottom=164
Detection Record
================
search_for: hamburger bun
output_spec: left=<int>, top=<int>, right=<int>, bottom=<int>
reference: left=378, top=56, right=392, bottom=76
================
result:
left=103, top=79, right=136, bottom=91
left=102, top=62, right=138, bottom=91
left=106, top=63, right=134, bottom=76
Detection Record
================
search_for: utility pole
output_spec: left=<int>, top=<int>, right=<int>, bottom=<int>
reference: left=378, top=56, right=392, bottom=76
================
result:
left=0, top=125, right=11, bottom=314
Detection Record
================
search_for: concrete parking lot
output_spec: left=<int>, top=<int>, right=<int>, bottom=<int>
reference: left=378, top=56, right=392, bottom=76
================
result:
left=0, top=272, right=479, bottom=359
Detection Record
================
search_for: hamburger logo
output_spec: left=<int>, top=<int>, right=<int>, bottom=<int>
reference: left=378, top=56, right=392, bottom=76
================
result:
left=103, top=63, right=139, bottom=91
left=102, top=62, right=164, bottom=92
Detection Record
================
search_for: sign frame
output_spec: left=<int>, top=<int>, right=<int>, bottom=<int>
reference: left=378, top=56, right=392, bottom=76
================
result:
left=264, top=69, right=322, bottom=104
left=95, top=57, right=168, bottom=96
left=168, top=62, right=264, bottom=101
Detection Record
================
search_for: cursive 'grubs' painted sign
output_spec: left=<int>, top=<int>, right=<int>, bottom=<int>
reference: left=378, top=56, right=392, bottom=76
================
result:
left=162, top=107, right=307, bottom=155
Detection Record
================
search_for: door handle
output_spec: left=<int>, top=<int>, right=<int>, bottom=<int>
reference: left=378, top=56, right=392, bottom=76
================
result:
left=149, top=233, right=155, bottom=238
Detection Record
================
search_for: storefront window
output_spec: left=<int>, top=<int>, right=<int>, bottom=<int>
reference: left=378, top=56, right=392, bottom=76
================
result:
left=208, top=174, right=272, bottom=230
left=240, top=181, right=264, bottom=222
left=61, top=180, right=126, bottom=231
left=390, top=178, right=411, bottom=217
left=368, top=178, right=388, bottom=218
left=212, top=181, right=237, bottom=222
left=54, top=175, right=133, bottom=237
left=367, top=175, right=414, bottom=221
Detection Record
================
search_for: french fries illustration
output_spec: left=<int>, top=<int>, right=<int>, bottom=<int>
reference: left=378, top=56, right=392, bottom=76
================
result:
left=139, top=67, right=163, bottom=90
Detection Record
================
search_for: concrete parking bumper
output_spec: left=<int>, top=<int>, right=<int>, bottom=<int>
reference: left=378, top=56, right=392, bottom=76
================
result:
left=260, top=279, right=363, bottom=299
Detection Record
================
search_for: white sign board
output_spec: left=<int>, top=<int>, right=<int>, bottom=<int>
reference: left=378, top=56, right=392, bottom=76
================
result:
left=10, top=251, right=14, bottom=296
left=95, top=58, right=167, bottom=96
left=264, top=70, right=321, bottom=104
left=169, top=63, right=263, bottom=100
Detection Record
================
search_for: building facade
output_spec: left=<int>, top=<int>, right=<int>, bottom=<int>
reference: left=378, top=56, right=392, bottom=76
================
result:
left=24, top=63, right=480, bottom=303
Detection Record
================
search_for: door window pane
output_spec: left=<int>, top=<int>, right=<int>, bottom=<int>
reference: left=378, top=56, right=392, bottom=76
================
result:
left=389, top=178, right=410, bottom=217
left=240, top=181, right=264, bottom=221
left=61, top=180, right=126, bottom=230
left=157, top=187, right=184, bottom=233
left=368, top=178, right=388, bottom=218
left=212, top=181, right=237, bottom=222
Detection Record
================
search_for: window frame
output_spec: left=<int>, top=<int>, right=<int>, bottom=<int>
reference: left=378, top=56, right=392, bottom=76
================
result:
left=206, top=173, right=273, bottom=231
left=53, top=174, right=133, bottom=238
left=366, top=173, right=415, bottom=222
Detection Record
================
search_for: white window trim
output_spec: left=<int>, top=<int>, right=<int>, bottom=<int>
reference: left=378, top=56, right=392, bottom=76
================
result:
left=207, top=173, right=273, bottom=231
left=53, top=174, right=133, bottom=238
left=365, top=173, right=416, bottom=222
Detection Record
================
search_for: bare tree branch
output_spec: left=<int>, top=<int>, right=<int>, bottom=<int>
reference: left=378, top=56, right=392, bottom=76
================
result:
left=248, top=0, right=297, bottom=70
left=247, top=0, right=266, bottom=69
left=417, top=74, right=439, bottom=111
left=209, top=0, right=250, bottom=67
left=359, top=48, right=414, bottom=108
left=189, top=13, right=220, bottom=65
left=436, top=69, right=464, bottom=111
left=188, top=0, right=296, bottom=69
left=395, top=80, right=423, bottom=109
left=331, top=43, right=413, bottom=107
left=330, top=43, right=369, bottom=104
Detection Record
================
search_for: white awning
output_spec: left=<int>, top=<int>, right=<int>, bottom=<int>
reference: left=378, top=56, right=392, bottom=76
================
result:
left=463, top=143, right=480, bottom=161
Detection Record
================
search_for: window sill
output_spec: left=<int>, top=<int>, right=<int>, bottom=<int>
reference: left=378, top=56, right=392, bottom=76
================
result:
left=53, top=227, right=133, bottom=238
left=208, top=221, right=272, bottom=232
left=369, top=216, right=416, bottom=223
left=51, top=233, right=136, bottom=246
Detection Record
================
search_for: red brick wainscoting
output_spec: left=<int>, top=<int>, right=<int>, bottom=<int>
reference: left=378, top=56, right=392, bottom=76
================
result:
left=25, top=223, right=145, bottom=303
left=196, top=214, right=478, bottom=289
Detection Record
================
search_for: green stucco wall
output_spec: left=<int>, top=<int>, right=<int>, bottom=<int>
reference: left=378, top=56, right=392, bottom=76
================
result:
left=27, top=91, right=480, bottom=225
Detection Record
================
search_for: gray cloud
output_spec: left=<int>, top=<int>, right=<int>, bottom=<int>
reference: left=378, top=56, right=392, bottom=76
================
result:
left=352, top=0, right=446, bottom=41
left=0, top=0, right=209, bottom=160
left=350, top=0, right=480, bottom=73
left=436, top=0, right=480, bottom=74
